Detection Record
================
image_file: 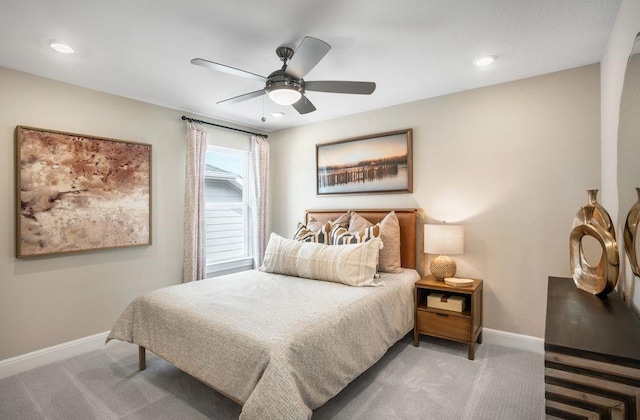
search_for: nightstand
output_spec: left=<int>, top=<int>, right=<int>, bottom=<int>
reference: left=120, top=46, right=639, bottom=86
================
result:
left=413, top=275, right=483, bottom=360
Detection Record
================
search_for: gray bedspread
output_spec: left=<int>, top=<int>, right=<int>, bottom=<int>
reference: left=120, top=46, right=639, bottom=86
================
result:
left=106, top=269, right=419, bottom=419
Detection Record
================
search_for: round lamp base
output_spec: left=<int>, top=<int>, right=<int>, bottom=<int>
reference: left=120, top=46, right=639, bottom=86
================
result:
left=430, top=255, right=457, bottom=280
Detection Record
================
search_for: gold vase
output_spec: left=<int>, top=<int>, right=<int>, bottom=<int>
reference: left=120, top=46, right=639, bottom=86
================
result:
left=572, top=189, right=616, bottom=238
left=623, top=187, right=640, bottom=276
left=569, top=190, right=619, bottom=295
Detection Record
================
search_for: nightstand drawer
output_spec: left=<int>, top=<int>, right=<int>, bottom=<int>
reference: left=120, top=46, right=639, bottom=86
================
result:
left=416, top=310, right=470, bottom=342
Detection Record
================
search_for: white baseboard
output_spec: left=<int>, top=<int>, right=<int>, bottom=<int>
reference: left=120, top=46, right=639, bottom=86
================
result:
left=482, top=328, right=544, bottom=354
left=0, top=331, right=110, bottom=380
left=0, top=327, right=544, bottom=380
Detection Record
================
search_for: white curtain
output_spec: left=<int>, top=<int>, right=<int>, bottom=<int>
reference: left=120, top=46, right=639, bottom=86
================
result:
left=183, top=122, right=208, bottom=282
left=249, top=135, right=270, bottom=268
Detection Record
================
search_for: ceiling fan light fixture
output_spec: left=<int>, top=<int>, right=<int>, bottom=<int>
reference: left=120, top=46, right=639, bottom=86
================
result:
left=265, top=71, right=304, bottom=105
left=267, top=88, right=302, bottom=106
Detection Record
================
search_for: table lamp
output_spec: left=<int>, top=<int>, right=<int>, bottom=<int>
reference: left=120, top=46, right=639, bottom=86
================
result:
left=424, top=223, right=464, bottom=280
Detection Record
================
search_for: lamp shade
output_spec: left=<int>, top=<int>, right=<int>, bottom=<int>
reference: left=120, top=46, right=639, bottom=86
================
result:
left=424, top=224, right=464, bottom=255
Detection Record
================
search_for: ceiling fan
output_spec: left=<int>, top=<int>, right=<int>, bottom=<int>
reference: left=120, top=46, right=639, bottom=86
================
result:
left=191, top=36, right=376, bottom=114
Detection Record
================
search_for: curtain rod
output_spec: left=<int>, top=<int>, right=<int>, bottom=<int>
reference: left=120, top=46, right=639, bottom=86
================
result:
left=181, top=116, right=268, bottom=139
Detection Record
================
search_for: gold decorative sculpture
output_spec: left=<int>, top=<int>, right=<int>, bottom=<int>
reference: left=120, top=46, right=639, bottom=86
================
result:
left=624, top=187, right=640, bottom=277
left=569, top=189, right=619, bottom=295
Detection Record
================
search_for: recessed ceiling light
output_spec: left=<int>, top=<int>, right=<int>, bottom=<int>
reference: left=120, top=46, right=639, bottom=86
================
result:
left=50, top=43, right=74, bottom=54
left=474, top=55, right=495, bottom=67
left=270, top=111, right=285, bottom=118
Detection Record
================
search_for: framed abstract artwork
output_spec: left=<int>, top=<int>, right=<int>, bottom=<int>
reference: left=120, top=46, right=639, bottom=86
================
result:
left=15, top=126, right=152, bottom=257
left=316, top=129, right=413, bottom=195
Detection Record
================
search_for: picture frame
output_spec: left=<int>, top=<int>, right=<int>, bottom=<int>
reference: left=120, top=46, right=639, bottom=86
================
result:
left=15, top=126, right=152, bottom=257
left=316, top=129, right=413, bottom=195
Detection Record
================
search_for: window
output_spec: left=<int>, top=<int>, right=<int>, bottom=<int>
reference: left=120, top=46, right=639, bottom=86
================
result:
left=205, top=145, right=252, bottom=275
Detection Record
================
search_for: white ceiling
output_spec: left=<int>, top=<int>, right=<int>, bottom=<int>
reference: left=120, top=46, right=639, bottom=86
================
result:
left=0, top=0, right=621, bottom=133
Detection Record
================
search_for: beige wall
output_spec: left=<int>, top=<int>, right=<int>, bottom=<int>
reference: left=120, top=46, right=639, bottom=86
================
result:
left=0, top=56, right=606, bottom=357
left=269, top=65, right=601, bottom=338
left=0, top=66, right=254, bottom=360
left=601, top=0, right=640, bottom=312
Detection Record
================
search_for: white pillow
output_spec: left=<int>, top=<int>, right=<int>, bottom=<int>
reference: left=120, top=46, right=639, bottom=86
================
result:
left=307, top=212, right=350, bottom=231
left=259, top=233, right=383, bottom=286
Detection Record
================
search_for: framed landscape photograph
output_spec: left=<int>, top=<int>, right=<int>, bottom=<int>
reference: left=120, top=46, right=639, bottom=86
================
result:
left=15, top=126, right=152, bottom=257
left=316, top=129, right=413, bottom=195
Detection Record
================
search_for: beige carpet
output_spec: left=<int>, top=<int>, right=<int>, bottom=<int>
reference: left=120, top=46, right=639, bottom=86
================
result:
left=0, top=334, right=545, bottom=419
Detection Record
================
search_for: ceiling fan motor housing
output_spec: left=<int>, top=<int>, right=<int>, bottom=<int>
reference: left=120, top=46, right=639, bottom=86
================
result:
left=265, top=69, right=304, bottom=95
left=276, top=46, right=294, bottom=62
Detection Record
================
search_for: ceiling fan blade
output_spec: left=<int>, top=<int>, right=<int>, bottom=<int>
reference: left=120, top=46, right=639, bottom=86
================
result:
left=284, top=37, right=331, bottom=80
left=292, top=95, right=316, bottom=114
left=217, top=89, right=265, bottom=105
left=191, top=58, right=266, bottom=82
left=305, top=81, right=376, bottom=95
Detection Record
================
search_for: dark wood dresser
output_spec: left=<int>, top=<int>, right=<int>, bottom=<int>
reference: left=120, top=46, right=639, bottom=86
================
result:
left=545, top=276, right=640, bottom=419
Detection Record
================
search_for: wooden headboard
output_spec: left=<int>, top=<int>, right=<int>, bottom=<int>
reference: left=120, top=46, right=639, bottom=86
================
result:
left=305, top=208, right=425, bottom=276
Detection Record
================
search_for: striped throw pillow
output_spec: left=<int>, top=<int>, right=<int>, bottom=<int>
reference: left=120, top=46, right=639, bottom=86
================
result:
left=293, top=221, right=332, bottom=245
left=331, top=223, right=381, bottom=245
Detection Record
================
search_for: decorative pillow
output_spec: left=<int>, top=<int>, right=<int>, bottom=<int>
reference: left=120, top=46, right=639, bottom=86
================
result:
left=293, top=221, right=332, bottom=245
left=259, top=233, right=383, bottom=286
left=307, top=212, right=350, bottom=231
left=349, top=211, right=402, bottom=273
left=331, top=223, right=381, bottom=245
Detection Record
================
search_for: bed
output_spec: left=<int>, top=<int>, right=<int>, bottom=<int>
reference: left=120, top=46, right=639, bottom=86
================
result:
left=107, top=208, right=425, bottom=419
